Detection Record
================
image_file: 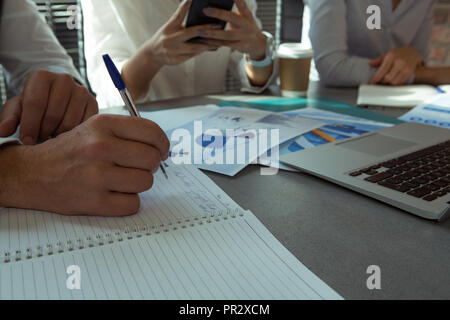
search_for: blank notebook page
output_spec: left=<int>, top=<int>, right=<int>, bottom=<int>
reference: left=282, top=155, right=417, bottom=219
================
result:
left=357, top=84, right=439, bottom=107
left=0, top=211, right=342, bottom=300
left=0, top=164, right=241, bottom=255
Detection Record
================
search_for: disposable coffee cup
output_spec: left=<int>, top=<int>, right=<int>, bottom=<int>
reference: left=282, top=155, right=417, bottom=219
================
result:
left=278, top=43, right=314, bottom=98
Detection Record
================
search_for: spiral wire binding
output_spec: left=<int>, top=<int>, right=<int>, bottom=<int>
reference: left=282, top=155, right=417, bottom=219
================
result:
left=2, top=208, right=245, bottom=265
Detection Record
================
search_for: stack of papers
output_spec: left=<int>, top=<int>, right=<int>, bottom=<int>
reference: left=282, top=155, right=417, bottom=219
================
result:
left=163, top=106, right=324, bottom=176
left=138, top=104, right=398, bottom=175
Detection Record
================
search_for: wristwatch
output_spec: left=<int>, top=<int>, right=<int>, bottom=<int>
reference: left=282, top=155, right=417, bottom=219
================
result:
left=245, top=31, right=275, bottom=68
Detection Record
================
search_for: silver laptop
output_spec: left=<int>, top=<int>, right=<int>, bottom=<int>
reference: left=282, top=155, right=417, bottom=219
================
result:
left=280, top=123, right=450, bottom=221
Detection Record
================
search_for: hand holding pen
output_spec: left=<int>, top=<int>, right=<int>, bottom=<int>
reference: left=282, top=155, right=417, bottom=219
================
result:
left=103, top=54, right=169, bottom=179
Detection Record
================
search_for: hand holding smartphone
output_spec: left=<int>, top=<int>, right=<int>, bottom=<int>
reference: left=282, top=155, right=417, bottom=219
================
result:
left=186, top=0, right=234, bottom=43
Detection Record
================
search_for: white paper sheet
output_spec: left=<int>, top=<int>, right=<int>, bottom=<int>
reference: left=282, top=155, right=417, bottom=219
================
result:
left=357, top=85, right=444, bottom=108
left=120, top=104, right=220, bottom=131
left=166, top=107, right=324, bottom=176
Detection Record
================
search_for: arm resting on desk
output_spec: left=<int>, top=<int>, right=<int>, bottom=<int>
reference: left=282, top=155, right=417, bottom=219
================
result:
left=414, top=66, right=450, bottom=86
left=308, top=0, right=376, bottom=87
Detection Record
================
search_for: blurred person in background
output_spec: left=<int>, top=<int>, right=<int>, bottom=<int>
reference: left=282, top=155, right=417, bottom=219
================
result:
left=82, top=0, right=277, bottom=109
left=307, top=0, right=450, bottom=87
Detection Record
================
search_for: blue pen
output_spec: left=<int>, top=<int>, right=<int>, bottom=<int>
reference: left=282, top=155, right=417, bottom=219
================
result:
left=437, top=87, right=446, bottom=94
left=103, top=54, right=168, bottom=179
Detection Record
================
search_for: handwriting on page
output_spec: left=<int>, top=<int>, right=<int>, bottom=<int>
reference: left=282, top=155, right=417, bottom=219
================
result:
left=0, top=165, right=241, bottom=257
left=172, top=167, right=225, bottom=213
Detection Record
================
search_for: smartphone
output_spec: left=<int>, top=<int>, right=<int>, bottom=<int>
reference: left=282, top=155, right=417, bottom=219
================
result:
left=186, top=0, right=234, bottom=43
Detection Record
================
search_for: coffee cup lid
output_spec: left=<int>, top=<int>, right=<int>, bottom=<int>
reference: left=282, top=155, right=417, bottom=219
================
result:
left=278, top=43, right=314, bottom=59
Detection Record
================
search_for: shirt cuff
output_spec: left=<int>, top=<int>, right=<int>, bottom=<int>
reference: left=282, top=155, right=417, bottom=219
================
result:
left=7, top=66, right=84, bottom=99
left=0, top=128, right=22, bottom=148
left=45, top=66, right=84, bottom=87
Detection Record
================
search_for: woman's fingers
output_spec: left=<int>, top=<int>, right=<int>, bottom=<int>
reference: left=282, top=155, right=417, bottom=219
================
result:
left=369, top=55, right=384, bottom=68
left=201, top=39, right=240, bottom=50
left=391, top=67, right=413, bottom=86
left=370, top=54, right=395, bottom=84
left=174, top=42, right=218, bottom=55
left=390, top=71, right=409, bottom=86
left=233, top=0, right=253, bottom=19
left=198, top=29, right=241, bottom=41
left=370, top=47, right=422, bottom=85
left=203, top=7, right=246, bottom=27
left=202, top=39, right=237, bottom=46
left=170, top=24, right=221, bottom=43
left=382, top=61, right=402, bottom=84
left=381, top=60, right=413, bottom=85
left=166, top=0, right=192, bottom=31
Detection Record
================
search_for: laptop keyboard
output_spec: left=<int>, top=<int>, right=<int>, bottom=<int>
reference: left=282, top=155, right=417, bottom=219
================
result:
left=349, top=140, right=450, bottom=202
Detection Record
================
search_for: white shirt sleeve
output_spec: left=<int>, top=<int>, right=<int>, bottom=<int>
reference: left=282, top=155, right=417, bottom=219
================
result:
left=81, top=0, right=140, bottom=108
left=0, top=0, right=82, bottom=98
left=229, top=0, right=278, bottom=94
left=0, top=137, right=21, bottom=147
left=82, top=0, right=277, bottom=108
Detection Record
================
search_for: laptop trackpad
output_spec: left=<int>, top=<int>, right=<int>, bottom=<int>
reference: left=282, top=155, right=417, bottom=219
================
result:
left=336, top=134, right=417, bottom=157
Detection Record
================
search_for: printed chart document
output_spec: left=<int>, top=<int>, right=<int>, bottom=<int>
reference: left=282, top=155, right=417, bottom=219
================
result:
left=399, top=94, right=450, bottom=129
left=279, top=108, right=393, bottom=154
left=357, top=84, right=449, bottom=108
left=165, top=107, right=324, bottom=176
left=0, top=165, right=342, bottom=300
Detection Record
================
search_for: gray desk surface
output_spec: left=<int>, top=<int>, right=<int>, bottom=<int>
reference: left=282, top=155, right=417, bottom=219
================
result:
left=129, top=82, right=450, bottom=300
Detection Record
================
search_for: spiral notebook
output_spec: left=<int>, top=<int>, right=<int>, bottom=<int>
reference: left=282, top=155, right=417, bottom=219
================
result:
left=0, top=164, right=342, bottom=300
